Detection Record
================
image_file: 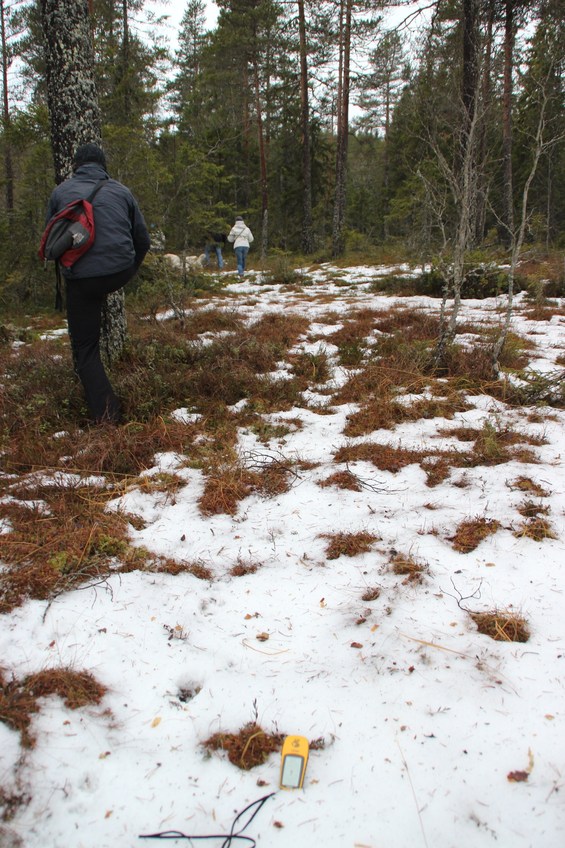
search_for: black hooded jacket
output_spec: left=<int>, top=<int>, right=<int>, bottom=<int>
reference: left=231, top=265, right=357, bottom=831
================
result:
left=46, top=162, right=150, bottom=279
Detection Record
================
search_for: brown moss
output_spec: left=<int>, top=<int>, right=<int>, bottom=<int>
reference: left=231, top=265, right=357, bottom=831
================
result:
left=230, top=558, right=261, bottom=577
left=449, top=517, right=500, bottom=553
left=321, top=531, right=378, bottom=560
left=335, top=442, right=426, bottom=474
left=333, top=363, right=392, bottom=405
left=318, top=470, right=362, bottom=491
left=0, top=488, right=132, bottom=612
left=517, top=500, right=550, bottom=519
left=136, top=472, right=186, bottom=495
left=0, top=667, right=107, bottom=748
left=514, top=517, right=557, bottom=541
left=157, top=559, right=214, bottom=580
left=343, top=392, right=469, bottom=438
left=289, top=351, right=331, bottom=384
left=198, top=458, right=293, bottom=516
left=203, top=722, right=284, bottom=770
left=390, top=552, right=428, bottom=582
left=508, top=477, right=550, bottom=498
left=374, top=308, right=439, bottom=339
left=421, top=456, right=453, bottom=487
left=470, top=610, right=530, bottom=642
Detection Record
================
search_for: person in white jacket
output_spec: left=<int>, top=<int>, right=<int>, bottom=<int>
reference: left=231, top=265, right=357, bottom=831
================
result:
left=227, top=215, right=254, bottom=276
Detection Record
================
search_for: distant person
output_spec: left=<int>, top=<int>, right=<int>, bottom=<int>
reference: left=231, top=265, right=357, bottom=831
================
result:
left=227, top=215, right=254, bottom=276
left=204, top=230, right=226, bottom=270
left=44, top=142, right=150, bottom=424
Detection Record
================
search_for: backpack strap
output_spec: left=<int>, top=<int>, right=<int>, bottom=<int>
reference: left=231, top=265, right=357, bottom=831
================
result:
left=86, top=178, right=108, bottom=203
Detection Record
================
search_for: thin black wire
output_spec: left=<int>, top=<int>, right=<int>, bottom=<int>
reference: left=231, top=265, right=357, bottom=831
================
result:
left=139, top=792, right=276, bottom=846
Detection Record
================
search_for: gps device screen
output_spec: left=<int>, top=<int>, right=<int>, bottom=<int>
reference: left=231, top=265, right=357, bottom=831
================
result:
left=280, top=754, right=304, bottom=788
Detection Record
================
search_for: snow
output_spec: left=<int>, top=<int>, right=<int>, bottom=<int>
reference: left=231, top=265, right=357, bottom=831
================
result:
left=1, top=266, right=564, bottom=848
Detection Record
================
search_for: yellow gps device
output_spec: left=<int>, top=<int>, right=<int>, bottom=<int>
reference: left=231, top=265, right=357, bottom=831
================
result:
left=279, top=735, right=309, bottom=790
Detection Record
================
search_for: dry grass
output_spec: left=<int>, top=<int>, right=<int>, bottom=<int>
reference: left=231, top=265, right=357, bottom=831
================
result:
left=514, top=517, right=557, bottom=541
left=250, top=313, right=310, bottom=348
left=0, top=474, right=216, bottom=611
left=198, top=458, right=293, bottom=516
left=203, top=722, right=284, bottom=770
left=1, top=275, right=561, bottom=628
left=289, top=350, right=331, bottom=385
left=333, top=362, right=393, bottom=405
left=0, top=667, right=107, bottom=748
left=333, top=442, right=453, bottom=487
left=0, top=307, right=317, bottom=609
left=361, top=587, right=381, bottom=601
left=0, top=484, right=134, bottom=612
left=508, top=477, right=550, bottom=497
left=155, top=559, right=214, bottom=580
left=327, top=307, right=442, bottom=407
left=250, top=418, right=302, bottom=444
left=178, top=307, right=246, bottom=339
left=470, top=610, right=530, bottom=642
left=470, top=420, right=546, bottom=464
left=321, top=531, right=379, bottom=560
left=420, top=456, right=453, bottom=487
left=390, top=552, right=428, bottom=582
left=335, top=416, right=541, bottom=489
left=334, top=442, right=426, bottom=474
left=198, top=466, right=258, bottom=515
left=318, top=470, right=362, bottom=491
left=448, top=517, right=501, bottom=553
left=325, top=309, right=381, bottom=366
left=230, top=557, right=262, bottom=577
left=343, top=393, right=471, bottom=437
left=441, top=343, right=499, bottom=385
left=135, top=472, right=187, bottom=495
left=516, top=500, right=550, bottom=519
left=374, top=307, right=439, bottom=339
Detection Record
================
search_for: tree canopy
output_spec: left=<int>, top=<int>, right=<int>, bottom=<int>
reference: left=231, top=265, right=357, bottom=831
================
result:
left=0, top=0, right=563, bottom=306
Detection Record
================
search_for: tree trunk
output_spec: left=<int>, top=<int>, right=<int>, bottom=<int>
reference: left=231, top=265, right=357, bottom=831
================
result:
left=474, top=0, right=495, bottom=244
left=252, top=53, right=269, bottom=259
left=460, top=0, right=480, bottom=246
left=331, top=0, right=352, bottom=258
left=297, top=0, right=314, bottom=254
left=41, top=0, right=101, bottom=182
left=432, top=1, right=483, bottom=370
left=40, top=0, right=126, bottom=362
left=1, top=0, right=13, bottom=215
left=501, top=0, right=515, bottom=246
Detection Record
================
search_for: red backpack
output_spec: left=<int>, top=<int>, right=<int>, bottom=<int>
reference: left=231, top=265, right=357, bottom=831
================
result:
left=39, top=179, right=107, bottom=269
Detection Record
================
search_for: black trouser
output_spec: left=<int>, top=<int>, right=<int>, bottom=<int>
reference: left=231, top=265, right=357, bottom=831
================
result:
left=65, top=265, right=137, bottom=423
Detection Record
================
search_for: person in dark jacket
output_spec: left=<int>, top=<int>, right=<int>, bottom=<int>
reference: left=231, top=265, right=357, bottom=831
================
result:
left=203, top=231, right=226, bottom=270
left=45, top=143, right=150, bottom=424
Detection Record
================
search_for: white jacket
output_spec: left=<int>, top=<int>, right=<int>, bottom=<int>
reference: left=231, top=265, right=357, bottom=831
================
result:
left=227, top=220, right=254, bottom=249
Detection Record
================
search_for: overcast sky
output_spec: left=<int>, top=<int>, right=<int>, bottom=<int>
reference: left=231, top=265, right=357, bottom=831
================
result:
left=162, top=0, right=219, bottom=45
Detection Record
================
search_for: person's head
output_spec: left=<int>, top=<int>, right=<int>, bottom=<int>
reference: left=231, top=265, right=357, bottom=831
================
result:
left=235, top=215, right=243, bottom=222
left=73, top=143, right=107, bottom=171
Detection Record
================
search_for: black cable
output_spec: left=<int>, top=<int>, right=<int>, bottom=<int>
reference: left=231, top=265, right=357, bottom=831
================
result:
left=139, top=792, right=276, bottom=846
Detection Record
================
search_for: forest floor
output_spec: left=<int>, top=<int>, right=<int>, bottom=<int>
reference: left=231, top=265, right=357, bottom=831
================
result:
left=1, top=261, right=564, bottom=848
